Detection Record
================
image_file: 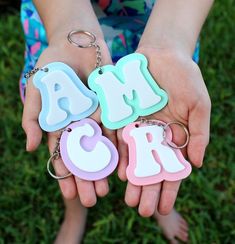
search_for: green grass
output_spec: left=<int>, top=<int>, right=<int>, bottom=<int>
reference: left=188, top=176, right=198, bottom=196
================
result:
left=0, top=1, right=235, bottom=243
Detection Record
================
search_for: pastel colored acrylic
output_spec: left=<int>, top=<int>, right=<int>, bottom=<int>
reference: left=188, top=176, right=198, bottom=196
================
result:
left=122, top=121, right=192, bottom=186
left=88, top=53, right=168, bottom=130
left=60, top=118, right=118, bottom=181
left=33, top=62, right=98, bottom=132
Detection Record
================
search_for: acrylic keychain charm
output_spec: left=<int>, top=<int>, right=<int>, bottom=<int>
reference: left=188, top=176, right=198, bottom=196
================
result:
left=33, top=62, right=98, bottom=132
left=67, top=30, right=168, bottom=130
left=47, top=118, right=118, bottom=181
left=88, top=53, right=168, bottom=130
left=122, top=119, right=192, bottom=186
left=25, top=61, right=98, bottom=132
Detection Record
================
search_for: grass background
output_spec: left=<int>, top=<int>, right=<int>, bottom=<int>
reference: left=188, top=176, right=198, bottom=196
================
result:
left=0, top=1, right=235, bottom=243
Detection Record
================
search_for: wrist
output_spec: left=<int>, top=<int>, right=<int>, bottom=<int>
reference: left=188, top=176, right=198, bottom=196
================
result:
left=136, top=45, right=193, bottom=64
left=138, top=0, right=203, bottom=57
left=135, top=46, right=198, bottom=89
left=138, top=33, right=194, bottom=59
left=44, top=37, right=111, bottom=78
left=48, top=30, right=104, bottom=48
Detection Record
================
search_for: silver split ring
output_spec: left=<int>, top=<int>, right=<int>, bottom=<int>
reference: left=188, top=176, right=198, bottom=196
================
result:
left=67, top=30, right=96, bottom=48
left=47, top=152, right=72, bottom=180
left=163, top=121, right=190, bottom=149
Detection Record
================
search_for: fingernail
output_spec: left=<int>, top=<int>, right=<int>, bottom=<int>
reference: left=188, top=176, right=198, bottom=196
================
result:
left=198, top=162, right=203, bottom=168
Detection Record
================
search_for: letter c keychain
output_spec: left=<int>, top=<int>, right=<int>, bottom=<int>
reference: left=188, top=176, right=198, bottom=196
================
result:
left=47, top=118, right=119, bottom=181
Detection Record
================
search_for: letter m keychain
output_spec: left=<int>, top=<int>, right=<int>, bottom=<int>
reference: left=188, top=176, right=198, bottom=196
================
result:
left=68, top=30, right=169, bottom=130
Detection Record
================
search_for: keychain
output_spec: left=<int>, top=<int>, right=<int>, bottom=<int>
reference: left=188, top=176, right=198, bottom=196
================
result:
left=24, top=31, right=100, bottom=132
left=67, top=30, right=169, bottom=130
left=26, top=62, right=99, bottom=132
left=47, top=118, right=118, bottom=181
left=122, top=119, right=192, bottom=186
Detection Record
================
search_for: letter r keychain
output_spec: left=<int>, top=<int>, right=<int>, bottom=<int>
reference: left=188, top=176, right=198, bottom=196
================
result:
left=122, top=119, right=192, bottom=186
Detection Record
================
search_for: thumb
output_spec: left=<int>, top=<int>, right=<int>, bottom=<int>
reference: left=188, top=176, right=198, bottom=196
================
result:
left=187, top=98, right=211, bottom=167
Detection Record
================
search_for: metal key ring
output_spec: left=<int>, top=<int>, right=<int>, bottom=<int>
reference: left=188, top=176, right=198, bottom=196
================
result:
left=47, top=152, right=72, bottom=180
left=163, top=121, right=190, bottom=149
left=67, top=30, right=96, bottom=48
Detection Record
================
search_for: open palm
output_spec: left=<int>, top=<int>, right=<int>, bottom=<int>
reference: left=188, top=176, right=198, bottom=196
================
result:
left=117, top=47, right=211, bottom=216
left=22, top=41, right=115, bottom=207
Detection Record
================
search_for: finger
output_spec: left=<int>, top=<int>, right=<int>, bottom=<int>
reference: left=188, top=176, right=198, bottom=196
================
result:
left=90, top=106, right=101, bottom=124
left=75, top=178, right=97, bottom=207
left=117, top=128, right=129, bottom=181
left=22, top=79, right=42, bottom=151
left=94, top=178, right=109, bottom=197
left=102, top=125, right=117, bottom=147
left=165, top=121, right=188, bottom=157
left=138, top=183, right=161, bottom=217
left=158, top=180, right=181, bottom=215
left=89, top=101, right=116, bottom=164
left=48, top=132, right=77, bottom=199
left=124, top=182, right=141, bottom=207
left=187, top=97, right=211, bottom=167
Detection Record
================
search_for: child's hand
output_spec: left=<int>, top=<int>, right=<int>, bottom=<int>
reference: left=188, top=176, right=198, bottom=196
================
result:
left=22, top=40, right=116, bottom=207
left=117, top=47, right=211, bottom=216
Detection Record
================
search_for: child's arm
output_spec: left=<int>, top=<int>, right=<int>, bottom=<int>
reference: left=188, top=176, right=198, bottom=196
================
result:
left=22, top=0, right=114, bottom=206
left=33, top=0, right=104, bottom=47
left=139, top=0, right=214, bottom=57
left=117, top=0, right=213, bottom=217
